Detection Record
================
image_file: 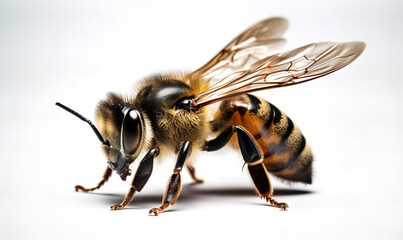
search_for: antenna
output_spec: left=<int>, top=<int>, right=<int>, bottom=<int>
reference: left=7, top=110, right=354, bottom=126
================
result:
left=55, top=102, right=110, bottom=147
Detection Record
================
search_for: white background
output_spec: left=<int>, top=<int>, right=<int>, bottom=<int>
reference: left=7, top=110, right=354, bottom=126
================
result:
left=1, top=0, right=402, bottom=239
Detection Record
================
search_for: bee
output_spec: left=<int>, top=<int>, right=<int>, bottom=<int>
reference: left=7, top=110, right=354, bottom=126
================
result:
left=56, top=17, right=365, bottom=215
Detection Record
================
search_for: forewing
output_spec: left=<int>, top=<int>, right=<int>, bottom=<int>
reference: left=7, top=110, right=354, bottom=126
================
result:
left=193, top=42, right=366, bottom=108
left=192, top=17, right=289, bottom=81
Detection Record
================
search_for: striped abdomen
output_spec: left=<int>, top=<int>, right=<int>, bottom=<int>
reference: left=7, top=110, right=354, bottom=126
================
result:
left=211, top=94, right=313, bottom=184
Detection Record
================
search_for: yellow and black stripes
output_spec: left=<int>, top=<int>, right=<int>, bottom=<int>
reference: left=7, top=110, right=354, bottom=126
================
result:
left=211, top=94, right=313, bottom=184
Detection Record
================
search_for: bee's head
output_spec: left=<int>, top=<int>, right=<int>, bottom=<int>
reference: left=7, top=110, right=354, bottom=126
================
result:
left=95, top=93, right=146, bottom=180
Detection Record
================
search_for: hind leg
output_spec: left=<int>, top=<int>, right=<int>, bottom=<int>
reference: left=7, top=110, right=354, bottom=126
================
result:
left=235, top=126, right=289, bottom=210
left=248, top=163, right=288, bottom=210
left=204, top=125, right=288, bottom=210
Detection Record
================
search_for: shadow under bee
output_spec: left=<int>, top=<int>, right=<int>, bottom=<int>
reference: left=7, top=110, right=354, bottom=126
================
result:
left=88, top=184, right=313, bottom=210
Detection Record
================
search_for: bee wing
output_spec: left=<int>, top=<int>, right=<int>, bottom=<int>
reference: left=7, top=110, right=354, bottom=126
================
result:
left=192, top=17, right=289, bottom=81
left=193, top=42, right=366, bottom=108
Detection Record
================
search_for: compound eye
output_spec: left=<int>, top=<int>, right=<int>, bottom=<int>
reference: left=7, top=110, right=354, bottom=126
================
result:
left=122, top=109, right=142, bottom=155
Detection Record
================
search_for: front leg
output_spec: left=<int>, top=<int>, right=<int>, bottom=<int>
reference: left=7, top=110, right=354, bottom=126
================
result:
left=149, top=141, right=192, bottom=216
left=110, top=148, right=158, bottom=210
left=75, top=166, right=112, bottom=192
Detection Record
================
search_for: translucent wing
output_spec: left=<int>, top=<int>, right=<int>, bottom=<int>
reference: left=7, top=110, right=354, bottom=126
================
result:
left=192, top=17, right=289, bottom=81
left=192, top=42, right=366, bottom=108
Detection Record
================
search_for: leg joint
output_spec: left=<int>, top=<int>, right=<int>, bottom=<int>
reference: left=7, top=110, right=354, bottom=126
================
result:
left=236, top=126, right=262, bottom=164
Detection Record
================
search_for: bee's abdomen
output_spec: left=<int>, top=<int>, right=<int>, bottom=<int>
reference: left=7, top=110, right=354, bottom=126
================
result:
left=221, top=95, right=313, bottom=184
left=258, top=102, right=312, bottom=184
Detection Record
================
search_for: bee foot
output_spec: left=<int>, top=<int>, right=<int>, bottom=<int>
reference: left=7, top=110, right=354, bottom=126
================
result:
left=261, top=196, right=289, bottom=211
left=110, top=204, right=124, bottom=210
left=193, top=178, right=204, bottom=184
left=75, top=185, right=91, bottom=192
left=277, top=202, right=289, bottom=210
left=266, top=197, right=289, bottom=210
left=149, top=207, right=162, bottom=216
left=75, top=185, right=82, bottom=192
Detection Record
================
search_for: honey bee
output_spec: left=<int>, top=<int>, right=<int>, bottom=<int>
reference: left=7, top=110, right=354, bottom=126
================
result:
left=56, top=17, right=365, bottom=215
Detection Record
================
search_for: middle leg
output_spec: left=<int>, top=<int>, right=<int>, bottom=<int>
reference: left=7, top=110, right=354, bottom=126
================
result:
left=186, top=165, right=204, bottom=184
left=149, top=140, right=192, bottom=216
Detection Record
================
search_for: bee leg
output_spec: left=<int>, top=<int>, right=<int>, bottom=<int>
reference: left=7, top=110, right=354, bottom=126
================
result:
left=149, top=141, right=192, bottom=216
left=203, top=126, right=236, bottom=151
left=75, top=166, right=112, bottom=192
left=204, top=126, right=288, bottom=210
left=186, top=165, right=204, bottom=184
left=248, top=164, right=288, bottom=210
left=110, top=148, right=158, bottom=210
left=236, top=127, right=289, bottom=210
left=204, top=125, right=260, bottom=162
